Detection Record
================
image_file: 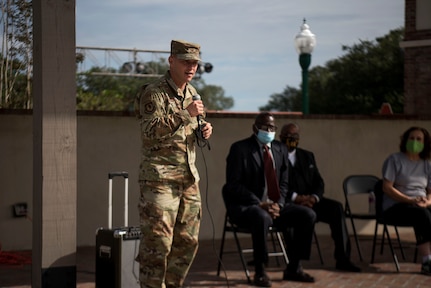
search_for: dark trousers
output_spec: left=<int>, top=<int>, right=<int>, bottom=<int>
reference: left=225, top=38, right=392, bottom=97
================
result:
left=228, top=203, right=316, bottom=272
left=384, top=203, right=431, bottom=245
left=313, top=197, right=351, bottom=262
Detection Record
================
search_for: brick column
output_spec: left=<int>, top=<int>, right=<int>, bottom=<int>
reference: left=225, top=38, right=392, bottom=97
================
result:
left=402, top=0, right=431, bottom=115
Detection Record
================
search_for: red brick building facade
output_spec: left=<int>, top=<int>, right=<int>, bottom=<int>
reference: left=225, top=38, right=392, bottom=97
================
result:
left=402, top=0, right=431, bottom=115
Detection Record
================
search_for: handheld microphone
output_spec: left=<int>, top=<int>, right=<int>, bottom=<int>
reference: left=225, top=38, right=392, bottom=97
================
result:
left=192, top=94, right=211, bottom=150
left=192, top=94, right=202, bottom=128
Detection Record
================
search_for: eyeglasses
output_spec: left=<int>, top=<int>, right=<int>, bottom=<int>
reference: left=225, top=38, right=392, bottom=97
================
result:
left=285, top=133, right=299, bottom=140
left=258, top=124, right=277, bottom=132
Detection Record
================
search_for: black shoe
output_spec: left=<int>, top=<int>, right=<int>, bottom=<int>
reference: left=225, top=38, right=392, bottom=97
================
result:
left=283, top=269, right=315, bottom=283
left=336, top=260, right=361, bottom=272
left=253, top=272, right=272, bottom=287
left=421, top=260, right=431, bottom=275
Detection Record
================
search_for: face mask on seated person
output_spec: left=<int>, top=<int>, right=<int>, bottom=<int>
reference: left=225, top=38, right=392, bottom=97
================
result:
left=257, top=130, right=275, bottom=144
left=406, top=139, right=424, bottom=154
left=286, top=137, right=299, bottom=151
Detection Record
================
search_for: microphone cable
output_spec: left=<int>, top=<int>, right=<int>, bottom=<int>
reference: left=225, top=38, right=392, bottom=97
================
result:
left=195, top=128, right=211, bottom=150
left=197, top=141, right=231, bottom=288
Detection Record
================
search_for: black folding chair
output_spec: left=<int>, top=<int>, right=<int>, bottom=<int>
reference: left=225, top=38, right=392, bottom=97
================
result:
left=343, top=174, right=380, bottom=261
left=371, top=179, right=418, bottom=272
left=216, top=212, right=289, bottom=283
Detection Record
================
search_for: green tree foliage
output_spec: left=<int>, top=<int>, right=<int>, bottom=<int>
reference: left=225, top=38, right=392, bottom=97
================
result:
left=2, top=0, right=400, bottom=114
left=259, top=85, right=301, bottom=112
left=0, top=0, right=32, bottom=109
left=77, top=59, right=169, bottom=111
left=261, top=28, right=404, bottom=114
left=191, top=78, right=234, bottom=111
left=1, top=1, right=232, bottom=111
left=77, top=59, right=234, bottom=112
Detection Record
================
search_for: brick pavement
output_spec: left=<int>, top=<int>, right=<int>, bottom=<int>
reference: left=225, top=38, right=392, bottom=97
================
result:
left=1, top=234, right=429, bottom=287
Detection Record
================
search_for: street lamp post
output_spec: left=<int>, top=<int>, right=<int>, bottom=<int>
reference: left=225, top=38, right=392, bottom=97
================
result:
left=294, top=19, right=316, bottom=115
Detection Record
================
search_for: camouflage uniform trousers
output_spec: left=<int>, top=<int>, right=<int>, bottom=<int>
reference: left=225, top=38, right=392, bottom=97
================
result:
left=137, top=179, right=201, bottom=288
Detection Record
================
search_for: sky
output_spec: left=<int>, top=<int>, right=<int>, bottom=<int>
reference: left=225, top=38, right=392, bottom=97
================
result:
left=76, top=0, right=405, bottom=112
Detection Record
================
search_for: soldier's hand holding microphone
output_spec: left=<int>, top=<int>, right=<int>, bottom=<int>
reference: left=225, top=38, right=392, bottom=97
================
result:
left=186, top=94, right=213, bottom=140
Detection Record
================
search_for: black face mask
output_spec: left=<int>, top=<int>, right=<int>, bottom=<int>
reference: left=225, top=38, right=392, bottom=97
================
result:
left=286, top=137, right=299, bottom=152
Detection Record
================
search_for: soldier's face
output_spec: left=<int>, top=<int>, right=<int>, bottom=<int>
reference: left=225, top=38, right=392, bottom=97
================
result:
left=169, top=56, right=198, bottom=86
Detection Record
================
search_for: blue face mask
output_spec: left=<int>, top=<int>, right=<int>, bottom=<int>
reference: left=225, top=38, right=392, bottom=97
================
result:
left=257, top=130, right=275, bottom=144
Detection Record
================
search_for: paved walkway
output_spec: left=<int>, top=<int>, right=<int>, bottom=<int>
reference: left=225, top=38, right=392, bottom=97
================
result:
left=1, top=234, right=429, bottom=287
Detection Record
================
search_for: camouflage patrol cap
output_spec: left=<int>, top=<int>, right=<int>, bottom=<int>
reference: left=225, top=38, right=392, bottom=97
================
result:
left=171, top=39, right=201, bottom=61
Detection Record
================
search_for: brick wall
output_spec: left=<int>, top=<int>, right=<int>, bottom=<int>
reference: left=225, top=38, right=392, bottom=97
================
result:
left=403, top=0, right=431, bottom=115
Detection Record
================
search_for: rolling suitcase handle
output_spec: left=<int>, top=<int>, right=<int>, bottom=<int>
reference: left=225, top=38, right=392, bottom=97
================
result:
left=108, top=171, right=129, bottom=229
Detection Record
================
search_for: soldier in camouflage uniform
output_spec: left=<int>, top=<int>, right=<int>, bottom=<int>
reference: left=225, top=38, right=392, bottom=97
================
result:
left=135, top=39, right=213, bottom=288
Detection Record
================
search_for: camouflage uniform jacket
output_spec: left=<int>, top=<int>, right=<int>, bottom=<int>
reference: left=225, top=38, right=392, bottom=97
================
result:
left=135, top=71, right=203, bottom=184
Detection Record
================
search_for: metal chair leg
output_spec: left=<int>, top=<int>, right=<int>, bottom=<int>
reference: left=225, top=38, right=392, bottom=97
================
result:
left=380, top=230, right=385, bottom=255
left=394, top=226, right=406, bottom=261
left=232, top=228, right=252, bottom=283
left=384, top=224, right=400, bottom=272
left=349, top=216, right=363, bottom=261
left=269, top=231, right=281, bottom=267
left=218, top=214, right=291, bottom=283
left=314, top=230, right=324, bottom=265
left=371, top=221, right=379, bottom=263
left=216, top=216, right=228, bottom=277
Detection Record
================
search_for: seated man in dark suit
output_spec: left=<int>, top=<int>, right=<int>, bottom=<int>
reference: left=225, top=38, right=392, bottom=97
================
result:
left=279, top=122, right=361, bottom=272
left=222, top=112, right=316, bottom=287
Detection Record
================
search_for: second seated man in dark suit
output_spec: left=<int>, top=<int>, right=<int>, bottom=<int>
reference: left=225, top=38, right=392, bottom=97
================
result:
left=222, top=112, right=316, bottom=287
left=279, top=122, right=361, bottom=272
